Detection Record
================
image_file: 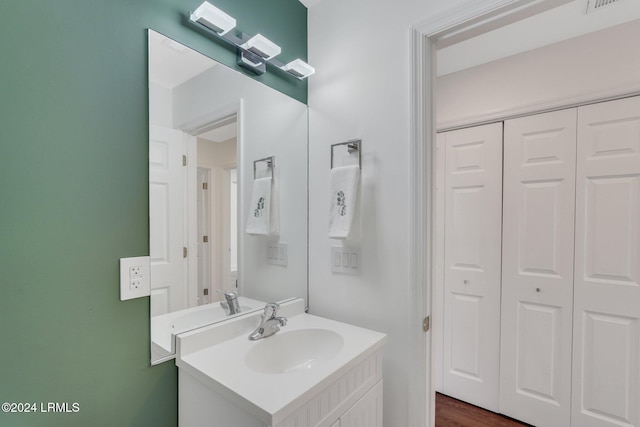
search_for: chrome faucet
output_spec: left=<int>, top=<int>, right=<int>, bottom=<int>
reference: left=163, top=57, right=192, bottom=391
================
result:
left=219, top=291, right=241, bottom=315
left=248, top=302, right=287, bottom=341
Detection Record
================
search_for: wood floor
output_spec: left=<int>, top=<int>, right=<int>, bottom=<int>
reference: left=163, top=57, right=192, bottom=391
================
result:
left=435, top=393, right=532, bottom=427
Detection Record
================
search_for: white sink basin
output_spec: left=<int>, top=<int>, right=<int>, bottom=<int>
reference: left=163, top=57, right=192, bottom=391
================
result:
left=245, top=329, right=344, bottom=374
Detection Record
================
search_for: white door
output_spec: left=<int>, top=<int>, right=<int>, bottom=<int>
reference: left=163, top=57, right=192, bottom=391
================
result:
left=229, top=168, right=238, bottom=288
left=442, top=122, right=503, bottom=411
left=149, top=125, right=188, bottom=316
left=500, top=109, right=577, bottom=426
left=197, top=167, right=211, bottom=305
left=573, top=96, right=640, bottom=427
left=434, top=132, right=447, bottom=392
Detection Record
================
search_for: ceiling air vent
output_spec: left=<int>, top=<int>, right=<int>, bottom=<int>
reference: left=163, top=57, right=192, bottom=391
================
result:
left=586, top=0, right=623, bottom=14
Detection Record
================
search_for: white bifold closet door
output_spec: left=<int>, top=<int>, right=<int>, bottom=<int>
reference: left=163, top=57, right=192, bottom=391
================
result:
left=499, top=109, right=577, bottom=427
left=442, top=122, right=503, bottom=412
left=572, top=96, right=640, bottom=427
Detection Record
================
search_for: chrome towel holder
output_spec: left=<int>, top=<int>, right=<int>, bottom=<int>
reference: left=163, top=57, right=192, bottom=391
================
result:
left=330, top=139, right=361, bottom=169
left=253, top=156, right=275, bottom=182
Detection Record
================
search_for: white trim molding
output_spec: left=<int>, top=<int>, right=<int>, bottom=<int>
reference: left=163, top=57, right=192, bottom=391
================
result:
left=437, top=82, right=640, bottom=132
left=407, top=1, right=573, bottom=426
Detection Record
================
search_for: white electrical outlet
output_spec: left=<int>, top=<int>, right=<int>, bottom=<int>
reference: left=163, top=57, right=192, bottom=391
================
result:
left=129, top=266, right=142, bottom=278
left=120, top=256, right=151, bottom=300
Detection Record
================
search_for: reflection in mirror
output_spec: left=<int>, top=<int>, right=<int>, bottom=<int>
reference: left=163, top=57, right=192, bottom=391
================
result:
left=148, top=29, right=308, bottom=364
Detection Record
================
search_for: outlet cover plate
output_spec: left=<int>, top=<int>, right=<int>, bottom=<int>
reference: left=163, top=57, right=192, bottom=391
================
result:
left=266, top=242, right=288, bottom=266
left=331, top=246, right=361, bottom=275
left=120, top=256, right=151, bottom=300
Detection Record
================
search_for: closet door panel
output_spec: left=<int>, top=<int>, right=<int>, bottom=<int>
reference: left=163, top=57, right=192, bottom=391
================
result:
left=574, top=96, right=640, bottom=427
left=442, top=122, right=503, bottom=412
left=500, top=109, right=577, bottom=427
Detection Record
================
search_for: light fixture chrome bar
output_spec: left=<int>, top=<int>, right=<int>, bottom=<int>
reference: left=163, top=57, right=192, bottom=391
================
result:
left=238, top=50, right=267, bottom=75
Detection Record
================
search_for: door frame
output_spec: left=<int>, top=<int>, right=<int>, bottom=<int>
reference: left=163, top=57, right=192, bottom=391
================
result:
left=179, top=101, right=243, bottom=306
left=407, top=1, right=573, bottom=425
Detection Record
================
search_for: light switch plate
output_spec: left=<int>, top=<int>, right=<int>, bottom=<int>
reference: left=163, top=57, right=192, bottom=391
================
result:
left=120, top=256, right=151, bottom=300
left=331, top=246, right=361, bottom=275
left=266, top=242, right=288, bottom=266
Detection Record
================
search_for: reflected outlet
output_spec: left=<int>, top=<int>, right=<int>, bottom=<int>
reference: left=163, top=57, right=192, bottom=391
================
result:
left=266, top=242, right=288, bottom=266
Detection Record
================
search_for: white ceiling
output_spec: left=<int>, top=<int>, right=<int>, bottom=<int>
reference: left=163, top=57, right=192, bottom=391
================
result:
left=437, top=0, right=640, bottom=75
left=198, top=122, right=237, bottom=143
left=149, top=30, right=237, bottom=142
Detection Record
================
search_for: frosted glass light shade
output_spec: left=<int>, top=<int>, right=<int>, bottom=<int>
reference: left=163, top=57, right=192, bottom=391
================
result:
left=190, top=2, right=236, bottom=35
left=240, top=34, right=281, bottom=60
left=283, top=59, right=315, bottom=79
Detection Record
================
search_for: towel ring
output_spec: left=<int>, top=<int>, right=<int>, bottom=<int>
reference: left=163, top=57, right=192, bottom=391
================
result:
left=253, top=156, right=275, bottom=182
left=331, top=139, right=361, bottom=169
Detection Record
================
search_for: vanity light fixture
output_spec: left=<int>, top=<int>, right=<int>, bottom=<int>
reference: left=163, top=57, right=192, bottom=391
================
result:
left=189, top=1, right=315, bottom=80
left=190, top=2, right=236, bottom=35
left=240, top=34, right=281, bottom=60
left=281, top=59, right=316, bottom=79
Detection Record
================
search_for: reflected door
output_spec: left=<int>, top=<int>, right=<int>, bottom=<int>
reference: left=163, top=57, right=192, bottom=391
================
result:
left=197, top=167, right=211, bottom=305
left=573, top=96, right=640, bottom=427
left=442, top=122, right=503, bottom=411
left=499, top=109, right=577, bottom=427
left=149, top=125, right=188, bottom=316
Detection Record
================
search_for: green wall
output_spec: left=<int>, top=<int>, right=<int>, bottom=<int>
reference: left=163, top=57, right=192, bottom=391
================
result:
left=0, top=1, right=307, bottom=426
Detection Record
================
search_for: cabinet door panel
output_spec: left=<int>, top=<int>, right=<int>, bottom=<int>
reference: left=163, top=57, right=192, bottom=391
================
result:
left=339, top=380, right=382, bottom=427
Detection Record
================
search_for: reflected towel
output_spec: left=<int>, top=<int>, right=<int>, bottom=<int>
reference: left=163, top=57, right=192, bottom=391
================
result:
left=246, top=177, right=272, bottom=235
left=246, top=177, right=279, bottom=236
left=329, top=165, right=360, bottom=239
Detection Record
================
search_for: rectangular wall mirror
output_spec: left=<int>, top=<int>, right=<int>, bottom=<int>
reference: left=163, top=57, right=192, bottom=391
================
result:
left=148, top=29, right=308, bottom=364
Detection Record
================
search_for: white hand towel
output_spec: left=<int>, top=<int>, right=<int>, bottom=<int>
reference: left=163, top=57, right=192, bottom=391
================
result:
left=246, top=177, right=272, bottom=236
left=269, top=178, right=280, bottom=236
left=329, top=165, right=360, bottom=239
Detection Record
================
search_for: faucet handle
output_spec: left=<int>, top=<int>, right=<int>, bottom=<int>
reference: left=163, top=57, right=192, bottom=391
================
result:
left=263, top=302, right=280, bottom=319
left=217, top=290, right=240, bottom=315
left=217, top=290, right=238, bottom=301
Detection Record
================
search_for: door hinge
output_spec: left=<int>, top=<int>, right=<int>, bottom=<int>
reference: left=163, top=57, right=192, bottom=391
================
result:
left=182, top=155, right=187, bottom=166
left=202, top=182, right=208, bottom=190
left=183, top=246, right=188, bottom=258
left=423, top=316, right=430, bottom=332
left=203, top=235, right=209, bottom=243
left=203, top=288, right=209, bottom=296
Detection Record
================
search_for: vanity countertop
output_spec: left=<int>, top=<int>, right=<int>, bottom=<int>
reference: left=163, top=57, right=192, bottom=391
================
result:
left=151, top=296, right=265, bottom=360
left=175, top=299, right=386, bottom=425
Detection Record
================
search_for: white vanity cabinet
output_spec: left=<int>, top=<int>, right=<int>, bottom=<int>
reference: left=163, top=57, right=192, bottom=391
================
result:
left=334, top=379, right=383, bottom=427
left=175, top=299, right=386, bottom=427
left=178, top=349, right=383, bottom=427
